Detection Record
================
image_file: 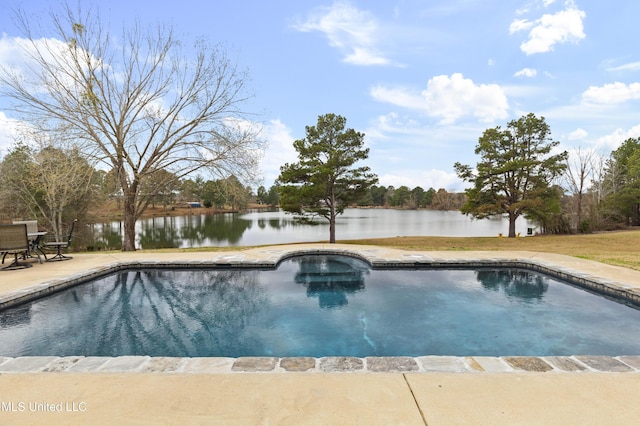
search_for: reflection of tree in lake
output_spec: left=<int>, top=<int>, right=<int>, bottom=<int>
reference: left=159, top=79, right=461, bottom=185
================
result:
left=88, top=223, right=123, bottom=250
left=180, top=213, right=252, bottom=245
left=268, top=218, right=281, bottom=229
left=12, top=269, right=269, bottom=357
left=293, top=255, right=369, bottom=308
left=178, top=215, right=207, bottom=245
left=476, top=269, right=549, bottom=301
left=139, top=217, right=182, bottom=249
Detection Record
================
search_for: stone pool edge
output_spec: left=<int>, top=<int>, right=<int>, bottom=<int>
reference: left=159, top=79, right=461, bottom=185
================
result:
left=2, top=246, right=640, bottom=374
left=1, top=355, right=639, bottom=374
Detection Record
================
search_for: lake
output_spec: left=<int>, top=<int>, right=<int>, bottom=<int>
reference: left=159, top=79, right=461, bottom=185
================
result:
left=87, top=209, right=535, bottom=250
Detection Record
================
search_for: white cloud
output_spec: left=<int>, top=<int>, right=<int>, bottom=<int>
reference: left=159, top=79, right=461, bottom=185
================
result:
left=0, top=113, right=15, bottom=155
left=0, top=112, right=26, bottom=157
left=512, top=3, right=586, bottom=55
left=257, top=119, right=297, bottom=186
left=0, top=34, right=105, bottom=101
left=293, top=2, right=391, bottom=66
left=516, top=1, right=558, bottom=16
left=370, top=86, right=424, bottom=111
left=606, top=61, right=640, bottom=72
left=568, top=128, right=588, bottom=140
left=0, top=34, right=67, bottom=75
left=422, top=74, right=509, bottom=124
left=344, top=47, right=388, bottom=66
left=514, top=68, right=537, bottom=78
left=509, top=19, right=534, bottom=34
left=595, top=125, right=640, bottom=152
left=365, top=112, right=421, bottom=139
left=582, top=82, right=640, bottom=104
left=379, top=170, right=462, bottom=191
left=0, top=35, right=34, bottom=69
left=371, top=73, right=509, bottom=124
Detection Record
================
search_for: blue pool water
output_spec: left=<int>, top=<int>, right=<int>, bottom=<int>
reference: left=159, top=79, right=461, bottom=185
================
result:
left=1, top=254, right=640, bottom=357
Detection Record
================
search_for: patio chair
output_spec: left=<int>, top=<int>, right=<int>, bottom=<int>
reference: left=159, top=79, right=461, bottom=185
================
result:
left=12, top=220, right=38, bottom=235
left=12, top=219, right=45, bottom=262
left=0, top=224, right=32, bottom=270
left=44, top=219, right=77, bottom=261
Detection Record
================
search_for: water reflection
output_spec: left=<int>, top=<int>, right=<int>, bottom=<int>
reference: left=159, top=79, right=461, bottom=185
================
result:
left=87, top=209, right=536, bottom=249
left=139, top=217, right=182, bottom=249
left=476, top=269, right=549, bottom=301
left=0, top=270, right=269, bottom=357
left=87, top=222, right=123, bottom=251
left=293, top=255, right=369, bottom=308
left=0, top=304, right=31, bottom=328
left=2, top=260, right=640, bottom=358
left=179, top=214, right=253, bottom=246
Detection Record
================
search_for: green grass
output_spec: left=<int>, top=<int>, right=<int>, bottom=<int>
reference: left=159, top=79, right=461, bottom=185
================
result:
left=339, top=230, right=640, bottom=271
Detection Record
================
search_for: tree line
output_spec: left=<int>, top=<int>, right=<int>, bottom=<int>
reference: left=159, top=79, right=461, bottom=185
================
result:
left=255, top=183, right=465, bottom=210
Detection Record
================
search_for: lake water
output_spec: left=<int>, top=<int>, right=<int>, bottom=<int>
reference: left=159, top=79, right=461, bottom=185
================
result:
left=88, top=209, right=535, bottom=250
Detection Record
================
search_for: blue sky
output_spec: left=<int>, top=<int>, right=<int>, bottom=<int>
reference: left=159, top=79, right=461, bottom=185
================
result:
left=1, top=0, right=639, bottom=191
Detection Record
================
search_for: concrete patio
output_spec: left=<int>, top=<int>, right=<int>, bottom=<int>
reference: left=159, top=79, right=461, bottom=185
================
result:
left=1, top=244, right=640, bottom=425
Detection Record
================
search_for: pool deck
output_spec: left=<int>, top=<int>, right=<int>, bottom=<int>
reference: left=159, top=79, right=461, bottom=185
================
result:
left=1, top=244, right=640, bottom=425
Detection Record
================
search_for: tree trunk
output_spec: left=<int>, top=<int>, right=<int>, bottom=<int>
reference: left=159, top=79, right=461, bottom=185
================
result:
left=508, top=212, right=517, bottom=238
left=576, top=192, right=583, bottom=233
left=122, top=191, right=138, bottom=251
left=329, top=191, right=336, bottom=244
left=329, top=216, right=336, bottom=243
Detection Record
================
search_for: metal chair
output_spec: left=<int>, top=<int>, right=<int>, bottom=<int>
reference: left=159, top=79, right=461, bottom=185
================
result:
left=12, top=220, right=45, bottom=263
left=0, top=224, right=32, bottom=270
left=44, top=219, right=77, bottom=261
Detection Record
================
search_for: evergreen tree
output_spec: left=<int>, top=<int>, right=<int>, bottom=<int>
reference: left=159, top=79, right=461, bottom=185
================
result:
left=277, top=114, right=378, bottom=243
left=454, top=113, right=567, bottom=237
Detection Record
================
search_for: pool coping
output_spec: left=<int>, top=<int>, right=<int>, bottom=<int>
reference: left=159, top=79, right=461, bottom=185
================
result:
left=1, top=355, right=640, bottom=374
left=2, top=245, right=640, bottom=374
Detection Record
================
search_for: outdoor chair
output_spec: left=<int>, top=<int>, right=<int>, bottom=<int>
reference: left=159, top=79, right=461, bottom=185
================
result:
left=44, top=219, right=77, bottom=261
left=12, top=219, right=45, bottom=262
left=0, top=224, right=32, bottom=270
left=12, top=220, right=38, bottom=235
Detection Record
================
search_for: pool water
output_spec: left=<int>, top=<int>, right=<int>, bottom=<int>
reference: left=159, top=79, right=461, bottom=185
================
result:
left=2, top=254, right=640, bottom=357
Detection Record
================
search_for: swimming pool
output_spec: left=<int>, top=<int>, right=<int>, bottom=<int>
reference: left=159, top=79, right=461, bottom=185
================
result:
left=2, top=253, right=640, bottom=358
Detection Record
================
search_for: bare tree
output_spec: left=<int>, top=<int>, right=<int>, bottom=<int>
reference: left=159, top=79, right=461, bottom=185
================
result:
left=564, top=147, right=594, bottom=232
left=0, top=130, right=95, bottom=240
left=432, top=188, right=452, bottom=210
left=0, top=4, right=263, bottom=250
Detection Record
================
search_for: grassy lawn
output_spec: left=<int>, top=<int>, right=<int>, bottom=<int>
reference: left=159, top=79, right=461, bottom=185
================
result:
left=340, top=230, right=640, bottom=271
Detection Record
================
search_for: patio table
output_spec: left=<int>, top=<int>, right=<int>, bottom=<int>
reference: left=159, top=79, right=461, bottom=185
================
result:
left=27, top=231, right=47, bottom=263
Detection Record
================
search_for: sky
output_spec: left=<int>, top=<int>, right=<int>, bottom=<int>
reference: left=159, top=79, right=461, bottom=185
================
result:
left=1, top=0, right=640, bottom=191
